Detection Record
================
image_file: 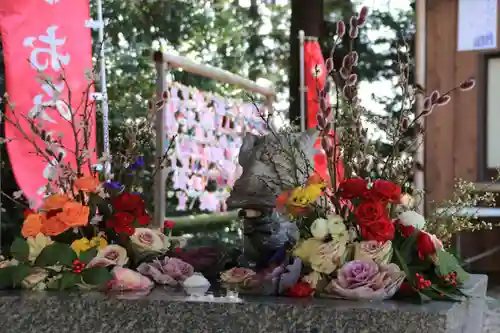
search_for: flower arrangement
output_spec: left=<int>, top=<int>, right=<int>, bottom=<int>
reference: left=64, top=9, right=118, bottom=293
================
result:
left=0, top=172, right=183, bottom=291
left=220, top=7, right=482, bottom=303
left=0, top=66, right=197, bottom=292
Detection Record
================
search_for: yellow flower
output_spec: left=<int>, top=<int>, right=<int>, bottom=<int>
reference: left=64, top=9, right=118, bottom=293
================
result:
left=27, top=233, right=53, bottom=262
left=293, top=238, right=323, bottom=263
left=71, top=238, right=91, bottom=255
left=89, top=236, right=108, bottom=250
left=71, top=236, right=108, bottom=255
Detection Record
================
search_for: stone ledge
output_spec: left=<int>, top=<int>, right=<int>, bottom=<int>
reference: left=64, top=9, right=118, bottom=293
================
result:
left=0, top=274, right=487, bottom=333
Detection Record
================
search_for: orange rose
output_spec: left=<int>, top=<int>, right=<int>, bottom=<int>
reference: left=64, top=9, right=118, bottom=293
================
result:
left=42, top=194, right=71, bottom=211
left=74, top=176, right=99, bottom=193
left=58, top=202, right=90, bottom=227
left=41, top=216, right=70, bottom=236
left=21, top=213, right=46, bottom=238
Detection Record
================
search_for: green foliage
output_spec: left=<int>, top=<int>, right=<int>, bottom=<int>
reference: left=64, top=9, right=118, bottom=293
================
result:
left=82, top=267, right=113, bottom=285
left=58, top=272, right=80, bottom=290
left=35, top=243, right=77, bottom=268
left=10, top=238, right=29, bottom=262
left=435, top=249, right=469, bottom=283
left=79, top=247, right=98, bottom=265
left=0, top=264, right=31, bottom=289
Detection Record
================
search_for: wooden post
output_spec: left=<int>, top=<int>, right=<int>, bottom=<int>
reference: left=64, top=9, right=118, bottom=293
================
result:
left=153, top=54, right=168, bottom=230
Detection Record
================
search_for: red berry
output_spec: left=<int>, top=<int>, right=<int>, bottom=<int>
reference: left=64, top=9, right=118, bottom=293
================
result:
left=440, top=293, right=444, bottom=296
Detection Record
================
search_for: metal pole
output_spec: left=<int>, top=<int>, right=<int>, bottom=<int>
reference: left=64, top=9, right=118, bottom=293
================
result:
left=415, top=0, right=426, bottom=216
left=96, top=0, right=111, bottom=175
left=298, top=30, right=306, bottom=132
left=154, top=57, right=168, bottom=230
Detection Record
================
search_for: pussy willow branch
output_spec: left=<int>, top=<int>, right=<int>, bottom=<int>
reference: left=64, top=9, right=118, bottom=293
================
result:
left=382, top=85, right=461, bottom=177
left=384, top=37, right=412, bottom=178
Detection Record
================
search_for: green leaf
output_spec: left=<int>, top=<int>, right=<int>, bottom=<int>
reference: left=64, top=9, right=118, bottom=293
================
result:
left=79, top=247, right=98, bottom=265
left=35, top=242, right=77, bottom=268
left=429, top=285, right=463, bottom=302
left=400, top=230, right=418, bottom=263
left=0, top=267, right=14, bottom=289
left=11, top=264, right=32, bottom=288
left=0, top=264, right=32, bottom=289
left=10, top=238, right=30, bottom=262
left=416, top=291, right=432, bottom=303
left=394, top=248, right=411, bottom=278
left=435, top=249, right=469, bottom=283
left=58, top=272, right=80, bottom=290
left=81, top=267, right=112, bottom=286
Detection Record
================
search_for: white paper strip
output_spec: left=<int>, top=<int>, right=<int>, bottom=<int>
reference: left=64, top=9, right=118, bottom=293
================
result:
left=457, top=0, right=497, bottom=51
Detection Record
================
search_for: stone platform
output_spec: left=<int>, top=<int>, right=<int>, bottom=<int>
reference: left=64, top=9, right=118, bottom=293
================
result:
left=0, top=274, right=487, bottom=333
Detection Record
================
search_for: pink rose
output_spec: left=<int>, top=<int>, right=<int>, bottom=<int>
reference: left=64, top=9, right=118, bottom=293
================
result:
left=108, top=267, right=154, bottom=292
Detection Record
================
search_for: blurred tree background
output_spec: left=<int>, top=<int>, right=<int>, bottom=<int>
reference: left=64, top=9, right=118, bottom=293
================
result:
left=0, top=0, right=415, bottom=247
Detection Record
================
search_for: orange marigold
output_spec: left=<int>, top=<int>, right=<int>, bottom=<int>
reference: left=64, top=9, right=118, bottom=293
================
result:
left=58, top=201, right=90, bottom=227
left=21, top=213, right=46, bottom=238
left=42, top=194, right=71, bottom=211
left=74, top=175, right=99, bottom=193
left=41, top=216, right=70, bottom=236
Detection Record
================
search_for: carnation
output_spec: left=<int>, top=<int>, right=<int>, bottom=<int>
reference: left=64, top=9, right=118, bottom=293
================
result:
left=398, top=211, right=426, bottom=230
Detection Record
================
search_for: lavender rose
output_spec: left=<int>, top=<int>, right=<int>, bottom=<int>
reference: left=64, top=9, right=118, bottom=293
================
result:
left=137, top=257, right=194, bottom=286
left=324, top=260, right=405, bottom=300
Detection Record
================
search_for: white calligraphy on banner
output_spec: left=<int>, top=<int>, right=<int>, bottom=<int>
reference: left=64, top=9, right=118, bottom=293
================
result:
left=166, top=83, right=266, bottom=212
left=23, top=26, right=70, bottom=71
left=23, top=24, right=71, bottom=194
left=45, top=0, right=62, bottom=4
left=28, top=82, right=71, bottom=123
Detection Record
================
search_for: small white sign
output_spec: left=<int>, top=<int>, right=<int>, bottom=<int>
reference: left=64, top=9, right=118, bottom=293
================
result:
left=458, top=0, right=498, bottom=51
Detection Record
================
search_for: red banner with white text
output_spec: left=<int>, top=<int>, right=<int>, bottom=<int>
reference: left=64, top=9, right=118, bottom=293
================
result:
left=304, top=40, right=344, bottom=185
left=0, top=0, right=95, bottom=207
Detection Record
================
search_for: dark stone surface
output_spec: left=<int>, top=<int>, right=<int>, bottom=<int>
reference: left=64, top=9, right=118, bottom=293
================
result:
left=0, top=274, right=487, bottom=333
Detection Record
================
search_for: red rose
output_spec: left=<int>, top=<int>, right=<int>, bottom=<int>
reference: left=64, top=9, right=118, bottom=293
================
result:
left=285, top=281, right=315, bottom=297
left=113, top=211, right=134, bottom=225
left=164, top=220, right=175, bottom=229
left=371, top=179, right=401, bottom=203
left=137, top=215, right=150, bottom=225
left=359, top=218, right=395, bottom=242
left=107, top=212, right=135, bottom=235
left=112, top=192, right=145, bottom=213
left=355, top=201, right=387, bottom=224
left=114, top=224, right=135, bottom=236
left=338, top=178, right=368, bottom=199
left=395, top=220, right=415, bottom=238
left=416, top=231, right=437, bottom=260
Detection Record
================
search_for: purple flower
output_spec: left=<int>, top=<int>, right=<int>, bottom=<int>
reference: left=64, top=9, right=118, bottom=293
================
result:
left=277, top=257, right=302, bottom=294
left=129, top=156, right=145, bottom=170
left=340, top=260, right=378, bottom=289
left=104, top=181, right=123, bottom=190
left=324, top=260, right=405, bottom=301
left=136, top=257, right=194, bottom=286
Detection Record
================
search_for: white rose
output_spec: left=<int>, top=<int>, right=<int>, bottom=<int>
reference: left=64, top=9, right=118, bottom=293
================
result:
left=89, top=244, right=129, bottom=267
left=398, top=211, right=426, bottom=230
left=326, top=214, right=347, bottom=240
left=310, top=218, right=329, bottom=240
left=131, top=228, right=169, bottom=253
